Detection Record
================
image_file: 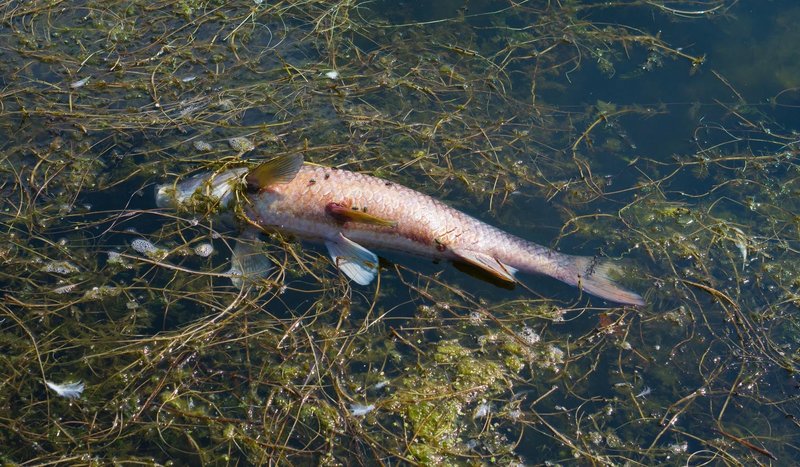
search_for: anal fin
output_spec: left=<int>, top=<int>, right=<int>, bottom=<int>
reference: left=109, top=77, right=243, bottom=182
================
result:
left=324, top=233, right=379, bottom=285
left=451, top=248, right=517, bottom=283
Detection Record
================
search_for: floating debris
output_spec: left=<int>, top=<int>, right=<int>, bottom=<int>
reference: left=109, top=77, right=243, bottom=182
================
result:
left=131, top=239, right=168, bottom=260
left=636, top=386, right=652, bottom=398
left=131, top=239, right=155, bottom=254
left=69, top=76, right=90, bottom=89
left=107, top=251, right=132, bottom=268
left=349, top=403, right=375, bottom=417
left=669, top=442, right=688, bottom=453
left=52, top=284, right=78, bottom=294
left=373, top=380, right=389, bottom=390
left=729, top=226, right=749, bottom=268
left=228, top=136, right=255, bottom=153
left=83, top=286, right=121, bottom=301
left=473, top=402, right=491, bottom=419
left=193, top=140, right=213, bottom=152
left=519, top=326, right=540, bottom=345
left=324, top=70, right=339, bottom=79
left=468, top=310, right=484, bottom=325
left=45, top=380, right=84, bottom=399
left=194, top=242, right=214, bottom=257
left=535, top=344, right=565, bottom=371
left=216, top=99, right=235, bottom=111
left=42, top=260, right=80, bottom=275
left=181, top=75, right=197, bottom=82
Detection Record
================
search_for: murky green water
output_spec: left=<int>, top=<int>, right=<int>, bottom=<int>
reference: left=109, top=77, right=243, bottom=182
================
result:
left=1, top=0, right=798, bottom=464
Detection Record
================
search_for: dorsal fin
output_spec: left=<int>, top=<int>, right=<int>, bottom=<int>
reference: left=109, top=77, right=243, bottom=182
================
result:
left=245, top=153, right=304, bottom=193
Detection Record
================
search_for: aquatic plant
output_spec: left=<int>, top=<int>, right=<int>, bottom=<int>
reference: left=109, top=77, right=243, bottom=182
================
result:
left=2, top=0, right=798, bottom=464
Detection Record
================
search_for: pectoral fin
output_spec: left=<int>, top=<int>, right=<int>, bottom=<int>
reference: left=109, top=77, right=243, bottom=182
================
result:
left=325, top=202, right=397, bottom=228
left=245, top=153, right=304, bottom=192
left=227, top=228, right=273, bottom=288
left=324, top=233, right=379, bottom=285
left=451, top=248, right=517, bottom=283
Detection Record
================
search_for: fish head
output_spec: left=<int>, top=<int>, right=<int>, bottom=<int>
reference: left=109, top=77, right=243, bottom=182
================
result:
left=155, top=168, right=249, bottom=211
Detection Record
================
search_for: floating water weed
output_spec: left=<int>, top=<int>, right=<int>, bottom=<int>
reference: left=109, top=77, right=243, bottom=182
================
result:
left=83, top=286, right=121, bottom=300
left=0, top=0, right=792, bottom=465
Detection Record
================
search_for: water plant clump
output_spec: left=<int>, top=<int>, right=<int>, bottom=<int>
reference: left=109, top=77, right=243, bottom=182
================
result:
left=2, top=0, right=799, bottom=464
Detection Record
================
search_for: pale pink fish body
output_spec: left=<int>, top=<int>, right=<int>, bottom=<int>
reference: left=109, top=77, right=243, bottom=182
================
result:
left=244, top=164, right=644, bottom=305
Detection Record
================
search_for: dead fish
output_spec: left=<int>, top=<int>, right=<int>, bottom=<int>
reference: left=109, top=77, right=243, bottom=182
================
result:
left=156, top=154, right=644, bottom=305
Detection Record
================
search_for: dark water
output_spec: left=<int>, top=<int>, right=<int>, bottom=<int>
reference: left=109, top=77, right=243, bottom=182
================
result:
left=0, top=0, right=798, bottom=464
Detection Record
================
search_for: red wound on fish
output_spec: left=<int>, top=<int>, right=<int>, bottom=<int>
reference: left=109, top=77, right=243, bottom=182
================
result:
left=326, top=202, right=351, bottom=224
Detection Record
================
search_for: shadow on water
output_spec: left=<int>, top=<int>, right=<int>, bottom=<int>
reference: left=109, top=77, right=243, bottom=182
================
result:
left=1, top=0, right=799, bottom=464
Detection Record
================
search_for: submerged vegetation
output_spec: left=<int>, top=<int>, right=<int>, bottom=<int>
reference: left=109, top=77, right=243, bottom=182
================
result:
left=1, top=0, right=799, bottom=464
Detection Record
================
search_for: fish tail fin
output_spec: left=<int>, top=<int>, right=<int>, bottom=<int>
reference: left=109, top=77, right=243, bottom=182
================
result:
left=556, top=255, right=645, bottom=306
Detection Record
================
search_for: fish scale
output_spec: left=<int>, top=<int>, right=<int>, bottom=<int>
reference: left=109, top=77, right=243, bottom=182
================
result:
left=249, top=165, right=478, bottom=256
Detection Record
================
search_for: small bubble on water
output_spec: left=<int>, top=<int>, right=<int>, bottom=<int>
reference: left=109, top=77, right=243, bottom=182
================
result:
left=42, top=260, right=80, bottom=275
left=131, top=239, right=157, bottom=254
left=194, top=243, right=214, bottom=257
left=131, top=239, right=168, bottom=260
left=193, top=140, right=212, bottom=152
left=228, top=136, right=254, bottom=152
left=520, top=326, right=540, bottom=345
